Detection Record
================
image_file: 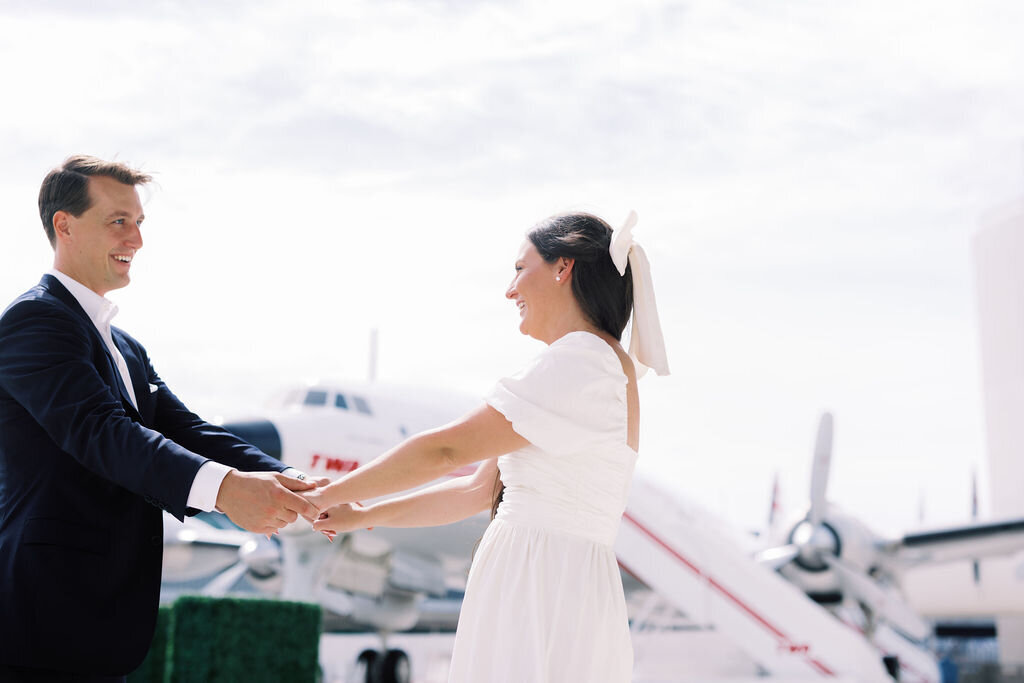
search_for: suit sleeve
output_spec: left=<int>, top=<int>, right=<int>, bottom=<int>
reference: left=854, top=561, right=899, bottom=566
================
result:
left=137, top=342, right=285, bottom=476
left=0, top=299, right=215, bottom=520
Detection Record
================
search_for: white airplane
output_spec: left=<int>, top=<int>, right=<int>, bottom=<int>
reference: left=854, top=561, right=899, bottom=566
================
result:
left=161, top=385, right=1024, bottom=683
left=754, top=414, right=1024, bottom=658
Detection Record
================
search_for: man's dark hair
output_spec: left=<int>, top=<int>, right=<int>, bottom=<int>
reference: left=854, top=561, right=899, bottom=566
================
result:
left=38, top=155, right=152, bottom=247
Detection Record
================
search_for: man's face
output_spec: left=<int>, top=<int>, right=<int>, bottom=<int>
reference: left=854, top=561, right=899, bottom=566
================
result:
left=56, top=175, right=144, bottom=296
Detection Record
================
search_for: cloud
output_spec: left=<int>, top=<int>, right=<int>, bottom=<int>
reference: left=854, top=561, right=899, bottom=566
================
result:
left=2, top=0, right=1023, bottom=531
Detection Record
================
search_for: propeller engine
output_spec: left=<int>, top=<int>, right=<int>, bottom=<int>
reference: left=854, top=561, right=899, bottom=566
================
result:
left=755, top=412, right=932, bottom=641
left=162, top=514, right=283, bottom=596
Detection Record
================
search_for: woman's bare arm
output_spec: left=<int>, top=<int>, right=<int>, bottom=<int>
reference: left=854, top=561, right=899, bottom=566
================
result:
left=304, top=403, right=526, bottom=511
left=313, top=459, right=500, bottom=534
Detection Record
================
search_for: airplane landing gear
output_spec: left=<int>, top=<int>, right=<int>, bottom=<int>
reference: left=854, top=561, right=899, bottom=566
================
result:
left=352, top=648, right=410, bottom=683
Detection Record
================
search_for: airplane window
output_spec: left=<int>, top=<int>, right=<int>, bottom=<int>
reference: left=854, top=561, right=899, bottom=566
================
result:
left=353, top=396, right=372, bottom=415
left=335, top=394, right=349, bottom=410
left=304, top=390, right=328, bottom=406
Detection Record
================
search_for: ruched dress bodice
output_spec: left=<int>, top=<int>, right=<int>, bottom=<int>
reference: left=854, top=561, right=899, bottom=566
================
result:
left=447, top=331, right=636, bottom=683
left=495, top=441, right=637, bottom=547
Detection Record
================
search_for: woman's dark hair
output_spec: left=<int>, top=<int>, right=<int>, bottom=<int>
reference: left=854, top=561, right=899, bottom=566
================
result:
left=490, top=212, right=634, bottom=519
left=527, top=212, right=633, bottom=340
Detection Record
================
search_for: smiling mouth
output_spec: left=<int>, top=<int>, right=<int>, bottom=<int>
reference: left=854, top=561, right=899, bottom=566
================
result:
left=112, top=254, right=133, bottom=265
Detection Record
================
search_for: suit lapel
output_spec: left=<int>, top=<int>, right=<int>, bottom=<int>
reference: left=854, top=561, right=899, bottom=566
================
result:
left=39, top=275, right=144, bottom=421
left=112, top=330, right=154, bottom=424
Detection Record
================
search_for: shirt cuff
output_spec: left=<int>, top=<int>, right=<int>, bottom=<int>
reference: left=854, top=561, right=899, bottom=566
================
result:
left=281, top=467, right=305, bottom=480
left=186, top=461, right=234, bottom=512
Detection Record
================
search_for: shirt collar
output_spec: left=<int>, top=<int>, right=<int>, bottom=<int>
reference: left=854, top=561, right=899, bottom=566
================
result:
left=47, top=268, right=119, bottom=329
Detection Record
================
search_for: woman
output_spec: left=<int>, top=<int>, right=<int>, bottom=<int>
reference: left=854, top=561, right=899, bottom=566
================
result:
left=306, top=211, right=669, bottom=682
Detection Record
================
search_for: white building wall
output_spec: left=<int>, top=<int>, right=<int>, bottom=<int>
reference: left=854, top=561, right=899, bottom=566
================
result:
left=972, top=203, right=1024, bottom=673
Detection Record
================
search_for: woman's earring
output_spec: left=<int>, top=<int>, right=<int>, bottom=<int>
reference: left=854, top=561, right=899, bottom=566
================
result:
left=555, top=276, right=561, bottom=282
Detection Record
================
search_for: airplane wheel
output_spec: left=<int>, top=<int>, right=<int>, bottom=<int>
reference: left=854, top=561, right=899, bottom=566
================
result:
left=378, top=649, right=411, bottom=683
left=353, top=649, right=378, bottom=683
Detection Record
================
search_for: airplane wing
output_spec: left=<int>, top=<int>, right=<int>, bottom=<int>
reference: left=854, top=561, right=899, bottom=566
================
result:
left=881, top=516, right=1024, bottom=567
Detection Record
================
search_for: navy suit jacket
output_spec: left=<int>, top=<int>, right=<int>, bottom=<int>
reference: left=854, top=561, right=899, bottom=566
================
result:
left=0, top=275, right=285, bottom=675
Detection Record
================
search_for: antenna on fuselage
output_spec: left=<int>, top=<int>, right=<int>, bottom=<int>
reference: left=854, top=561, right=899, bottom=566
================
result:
left=368, top=327, right=378, bottom=382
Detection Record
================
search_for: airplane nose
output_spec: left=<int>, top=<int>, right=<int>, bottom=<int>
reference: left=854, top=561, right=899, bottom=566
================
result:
left=222, top=419, right=283, bottom=460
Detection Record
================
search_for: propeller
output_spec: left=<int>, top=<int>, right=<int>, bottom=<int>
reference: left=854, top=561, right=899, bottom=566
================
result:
left=162, top=515, right=255, bottom=583
left=808, top=412, right=833, bottom=528
left=201, top=535, right=282, bottom=597
left=201, top=556, right=252, bottom=596
left=753, top=544, right=800, bottom=569
left=755, top=412, right=833, bottom=570
left=162, top=514, right=281, bottom=595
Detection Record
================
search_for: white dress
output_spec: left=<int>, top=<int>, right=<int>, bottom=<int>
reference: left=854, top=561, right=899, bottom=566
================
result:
left=448, top=331, right=637, bottom=683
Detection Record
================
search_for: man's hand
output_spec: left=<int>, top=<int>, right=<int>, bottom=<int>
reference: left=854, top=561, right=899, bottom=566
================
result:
left=288, top=470, right=330, bottom=488
left=215, top=471, right=321, bottom=534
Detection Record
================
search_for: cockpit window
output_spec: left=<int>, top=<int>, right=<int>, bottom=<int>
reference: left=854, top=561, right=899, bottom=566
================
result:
left=303, top=390, right=328, bottom=406
left=353, top=396, right=372, bottom=415
left=335, top=394, right=349, bottom=410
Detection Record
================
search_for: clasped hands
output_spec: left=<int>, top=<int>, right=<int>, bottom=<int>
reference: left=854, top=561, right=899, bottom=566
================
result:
left=214, top=470, right=329, bottom=535
left=215, top=470, right=366, bottom=539
left=301, top=488, right=370, bottom=542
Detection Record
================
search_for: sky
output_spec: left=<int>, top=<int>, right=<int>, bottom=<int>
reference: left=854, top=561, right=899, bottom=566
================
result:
left=2, top=0, right=1023, bottom=536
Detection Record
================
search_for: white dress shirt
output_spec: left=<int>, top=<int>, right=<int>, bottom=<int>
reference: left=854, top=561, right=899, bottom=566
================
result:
left=46, top=269, right=294, bottom=513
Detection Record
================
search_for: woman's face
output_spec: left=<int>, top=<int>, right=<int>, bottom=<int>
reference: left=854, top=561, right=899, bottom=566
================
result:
left=506, top=240, right=562, bottom=340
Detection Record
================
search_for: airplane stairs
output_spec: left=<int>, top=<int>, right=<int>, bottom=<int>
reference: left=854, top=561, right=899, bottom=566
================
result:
left=616, top=474, right=897, bottom=682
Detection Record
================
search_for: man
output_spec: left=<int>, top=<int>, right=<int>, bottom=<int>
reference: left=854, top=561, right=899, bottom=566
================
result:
left=0, top=156, right=324, bottom=681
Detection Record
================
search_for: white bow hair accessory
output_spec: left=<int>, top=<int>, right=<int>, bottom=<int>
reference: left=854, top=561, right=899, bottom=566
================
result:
left=609, top=210, right=670, bottom=377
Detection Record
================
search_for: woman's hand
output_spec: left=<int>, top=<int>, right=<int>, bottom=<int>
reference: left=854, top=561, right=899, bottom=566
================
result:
left=312, top=502, right=373, bottom=540
left=301, top=486, right=341, bottom=512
